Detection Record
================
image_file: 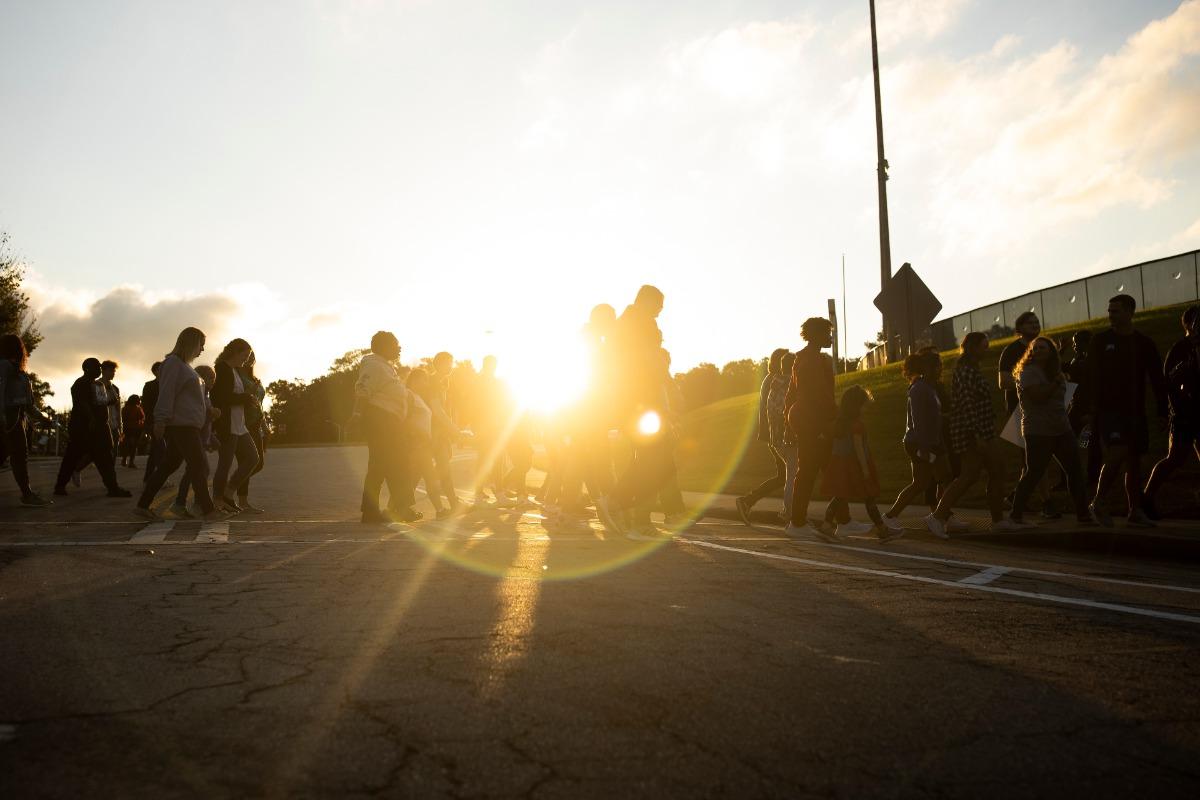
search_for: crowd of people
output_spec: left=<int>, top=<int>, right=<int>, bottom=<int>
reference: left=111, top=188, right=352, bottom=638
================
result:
left=738, top=293, right=1198, bottom=541
left=4, top=288, right=1198, bottom=541
left=352, top=284, right=687, bottom=539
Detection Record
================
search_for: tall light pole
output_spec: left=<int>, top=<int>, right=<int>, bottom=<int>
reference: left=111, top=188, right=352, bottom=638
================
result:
left=869, top=0, right=893, bottom=359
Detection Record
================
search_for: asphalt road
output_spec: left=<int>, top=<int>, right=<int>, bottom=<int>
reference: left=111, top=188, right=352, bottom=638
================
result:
left=2, top=447, right=1200, bottom=798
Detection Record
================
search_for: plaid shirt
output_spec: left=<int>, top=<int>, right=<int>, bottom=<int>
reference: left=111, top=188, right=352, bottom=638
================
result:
left=947, top=358, right=997, bottom=454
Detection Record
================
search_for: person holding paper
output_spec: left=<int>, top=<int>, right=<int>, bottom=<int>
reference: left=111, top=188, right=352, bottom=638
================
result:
left=1008, top=337, right=1091, bottom=526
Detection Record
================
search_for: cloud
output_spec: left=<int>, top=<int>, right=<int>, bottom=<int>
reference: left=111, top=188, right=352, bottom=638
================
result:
left=665, top=20, right=818, bottom=105
left=307, top=311, right=341, bottom=330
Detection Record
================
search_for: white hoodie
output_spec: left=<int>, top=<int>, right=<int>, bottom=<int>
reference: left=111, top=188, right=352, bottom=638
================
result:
left=355, top=353, right=408, bottom=420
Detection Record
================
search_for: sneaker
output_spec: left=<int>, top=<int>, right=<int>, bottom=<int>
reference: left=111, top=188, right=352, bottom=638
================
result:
left=735, top=496, right=753, bottom=527
left=388, top=507, right=423, bottom=523
left=1126, top=508, right=1157, bottom=529
left=106, top=487, right=133, bottom=498
left=1009, top=516, right=1037, bottom=529
left=881, top=515, right=904, bottom=533
left=20, top=493, right=52, bottom=507
left=1089, top=503, right=1114, bottom=528
left=168, top=502, right=193, bottom=518
left=237, top=500, right=265, bottom=514
left=219, top=495, right=242, bottom=513
left=874, top=524, right=905, bottom=542
left=200, top=508, right=232, bottom=522
left=784, top=522, right=822, bottom=539
left=662, top=513, right=688, bottom=529
left=1039, top=509, right=1063, bottom=521
left=835, top=520, right=874, bottom=537
left=924, top=514, right=949, bottom=540
left=626, top=523, right=666, bottom=542
left=945, top=518, right=970, bottom=534
left=132, top=506, right=161, bottom=521
left=71, top=471, right=81, bottom=488
left=596, top=496, right=626, bottom=534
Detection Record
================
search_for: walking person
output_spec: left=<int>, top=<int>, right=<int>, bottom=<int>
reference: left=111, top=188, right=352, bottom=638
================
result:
left=596, top=285, right=677, bottom=539
left=926, top=332, right=1010, bottom=536
left=1063, top=329, right=1100, bottom=486
left=135, top=328, right=223, bottom=520
left=1007, top=337, right=1092, bottom=526
left=920, top=347, right=956, bottom=511
left=354, top=331, right=415, bottom=523
left=141, top=361, right=165, bottom=485
left=0, top=334, right=52, bottom=506
left=210, top=339, right=261, bottom=513
left=470, top=355, right=509, bottom=506
left=54, top=358, right=131, bottom=497
left=820, top=386, right=900, bottom=541
left=736, top=348, right=791, bottom=525
left=169, top=365, right=220, bottom=517
left=1142, top=305, right=1200, bottom=519
left=429, top=351, right=462, bottom=514
left=1085, top=295, right=1168, bottom=527
left=782, top=317, right=838, bottom=540
left=234, top=350, right=267, bottom=513
left=881, top=351, right=950, bottom=532
left=119, top=395, right=144, bottom=468
left=998, top=311, right=1059, bottom=518
left=405, top=369, right=451, bottom=519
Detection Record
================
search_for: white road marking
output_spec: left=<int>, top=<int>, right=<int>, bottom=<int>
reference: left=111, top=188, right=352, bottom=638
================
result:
left=788, top=539, right=1200, bottom=595
left=959, top=566, right=1011, bottom=586
left=194, top=521, right=229, bottom=543
left=679, top=538, right=1200, bottom=626
left=129, top=521, right=174, bottom=543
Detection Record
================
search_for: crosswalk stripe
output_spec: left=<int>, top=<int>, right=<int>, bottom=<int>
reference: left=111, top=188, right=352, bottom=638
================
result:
left=130, top=521, right=174, bottom=543
left=195, top=521, right=229, bottom=543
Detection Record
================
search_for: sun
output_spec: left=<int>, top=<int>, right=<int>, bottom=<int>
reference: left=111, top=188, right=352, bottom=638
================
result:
left=501, top=347, right=589, bottom=415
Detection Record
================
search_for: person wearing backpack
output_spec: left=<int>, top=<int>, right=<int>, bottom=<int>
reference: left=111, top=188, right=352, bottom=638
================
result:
left=1143, top=305, right=1200, bottom=518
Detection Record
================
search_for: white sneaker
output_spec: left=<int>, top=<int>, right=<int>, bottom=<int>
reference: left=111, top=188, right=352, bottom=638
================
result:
left=946, top=518, right=970, bottom=534
left=835, top=521, right=873, bottom=537
left=924, top=514, right=949, bottom=539
left=881, top=515, right=904, bottom=533
left=596, top=496, right=627, bottom=534
left=784, top=523, right=821, bottom=539
left=991, top=518, right=1021, bottom=532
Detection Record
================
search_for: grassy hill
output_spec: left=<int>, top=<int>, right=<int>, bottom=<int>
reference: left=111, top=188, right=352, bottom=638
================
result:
left=676, top=300, right=1200, bottom=513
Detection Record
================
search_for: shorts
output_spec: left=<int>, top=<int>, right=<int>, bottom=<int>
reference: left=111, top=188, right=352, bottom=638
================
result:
left=1096, top=413, right=1149, bottom=455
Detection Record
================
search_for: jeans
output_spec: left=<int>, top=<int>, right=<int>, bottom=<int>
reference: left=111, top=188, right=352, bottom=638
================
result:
left=410, top=439, right=445, bottom=511
left=789, top=437, right=830, bottom=527
left=1, top=409, right=31, bottom=495
left=934, top=437, right=1007, bottom=522
left=1012, top=431, right=1087, bottom=520
left=144, top=435, right=166, bottom=484
left=238, top=427, right=265, bottom=500
left=743, top=443, right=786, bottom=506
left=432, top=435, right=458, bottom=506
left=56, top=425, right=120, bottom=492
left=610, top=434, right=676, bottom=511
left=139, top=426, right=214, bottom=513
left=886, top=442, right=952, bottom=518
left=362, top=408, right=407, bottom=513
left=212, top=432, right=260, bottom=502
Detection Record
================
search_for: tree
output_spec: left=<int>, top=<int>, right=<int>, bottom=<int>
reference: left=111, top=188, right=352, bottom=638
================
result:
left=0, top=231, right=42, bottom=353
left=719, top=358, right=762, bottom=398
left=675, top=363, right=721, bottom=411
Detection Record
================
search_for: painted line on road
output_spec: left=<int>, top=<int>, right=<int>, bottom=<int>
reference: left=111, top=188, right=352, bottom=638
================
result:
left=959, top=566, right=1011, bottom=586
left=194, top=521, right=229, bottom=544
left=788, top=539, right=1200, bottom=596
left=678, top=538, right=1200, bottom=626
left=129, top=521, right=174, bottom=543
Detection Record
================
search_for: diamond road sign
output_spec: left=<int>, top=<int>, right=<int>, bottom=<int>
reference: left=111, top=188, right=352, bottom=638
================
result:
left=873, top=262, right=942, bottom=348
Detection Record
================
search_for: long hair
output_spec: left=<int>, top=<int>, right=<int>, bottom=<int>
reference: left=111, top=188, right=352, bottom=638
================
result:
left=834, top=385, right=873, bottom=437
left=216, top=338, right=252, bottom=364
left=1014, top=336, right=1061, bottom=381
left=0, top=334, right=28, bottom=372
left=169, top=327, right=206, bottom=360
left=241, top=350, right=257, bottom=379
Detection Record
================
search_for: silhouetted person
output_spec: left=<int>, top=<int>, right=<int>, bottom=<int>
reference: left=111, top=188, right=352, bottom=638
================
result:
left=0, top=334, right=52, bottom=506
left=471, top=355, right=510, bottom=505
left=1063, top=329, right=1100, bottom=485
left=142, top=361, right=164, bottom=484
left=354, top=331, right=414, bottom=523
left=429, top=351, right=462, bottom=513
left=1007, top=337, right=1090, bottom=526
left=55, top=358, right=130, bottom=497
left=997, top=310, right=1059, bottom=517
left=1085, top=294, right=1167, bottom=527
left=406, top=368, right=451, bottom=518
left=782, top=317, right=838, bottom=540
left=170, top=364, right=219, bottom=517
left=597, top=285, right=675, bottom=539
left=136, top=328, right=223, bottom=520
left=882, top=351, right=949, bottom=536
left=736, top=348, right=791, bottom=525
left=928, top=333, right=1010, bottom=534
left=73, top=358, right=123, bottom=480
left=1143, top=305, right=1200, bottom=518
left=120, top=394, right=144, bottom=468
left=235, top=351, right=268, bottom=513
left=211, top=338, right=262, bottom=513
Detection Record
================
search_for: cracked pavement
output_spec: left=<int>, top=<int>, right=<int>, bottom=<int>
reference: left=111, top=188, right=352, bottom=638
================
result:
left=2, top=447, right=1200, bottom=797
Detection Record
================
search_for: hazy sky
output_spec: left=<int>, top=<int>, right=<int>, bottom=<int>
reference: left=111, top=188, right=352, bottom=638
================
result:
left=2, top=0, right=1198, bottom=402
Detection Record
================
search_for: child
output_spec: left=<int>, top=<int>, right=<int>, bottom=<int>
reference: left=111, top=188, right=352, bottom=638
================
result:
left=170, top=365, right=220, bottom=517
left=820, top=385, right=903, bottom=542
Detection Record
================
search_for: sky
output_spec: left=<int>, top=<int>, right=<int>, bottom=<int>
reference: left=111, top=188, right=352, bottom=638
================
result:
left=2, top=0, right=1198, bottom=405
